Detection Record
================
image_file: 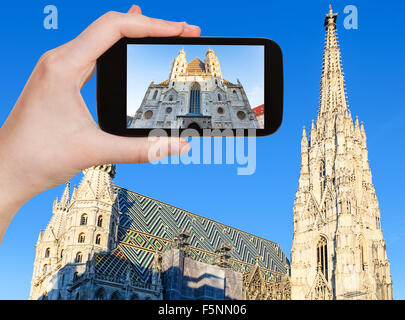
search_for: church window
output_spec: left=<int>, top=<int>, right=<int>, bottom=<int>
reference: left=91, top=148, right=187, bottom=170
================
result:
left=169, top=95, right=174, bottom=101
left=359, top=236, right=366, bottom=271
left=320, top=160, right=325, bottom=178
left=94, top=288, right=105, bottom=300
left=75, top=252, right=82, bottom=263
left=215, top=80, right=218, bottom=85
left=110, top=291, right=122, bottom=300
left=347, top=201, right=352, bottom=214
left=97, top=216, right=103, bottom=227
left=80, top=214, right=88, bottom=226
left=44, top=247, right=50, bottom=258
left=60, top=249, right=64, bottom=258
left=317, top=237, right=328, bottom=280
left=144, top=110, right=153, bottom=119
left=233, top=90, right=238, bottom=100
left=217, top=107, right=224, bottom=114
left=217, top=94, right=222, bottom=101
left=152, top=90, right=158, bottom=100
left=78, top=233, right=85, bottom=243
left=43, top=264, right=48, bottom=273
left=95, top=234, right=101, bottom=245
left=189, top=82, right=201, bottom=114
left=237, top=111, right=246, bottom=120
left=166, top=107, right=172, bottom=114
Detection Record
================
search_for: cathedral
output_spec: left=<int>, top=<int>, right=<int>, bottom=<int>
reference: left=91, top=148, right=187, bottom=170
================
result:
left=29, top=7, right=392, bottom=300
left=290, top=6, right=392, bottom=299
left=29, top=164, right=290, bottom=300
left=127, top=48, right=260, bottom=129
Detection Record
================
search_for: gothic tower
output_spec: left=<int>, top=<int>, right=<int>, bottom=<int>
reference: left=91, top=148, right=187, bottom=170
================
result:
left=169, top=48, right=188, bottom=82
left=29, top=164, right=120, bottom=300
left=204, top=48, right=222, bottom=78
left=290, top=6, right=393, bottom=300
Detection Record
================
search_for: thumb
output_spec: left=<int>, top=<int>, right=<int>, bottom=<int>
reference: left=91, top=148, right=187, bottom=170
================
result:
left=87, top=129, right=190, bottom=165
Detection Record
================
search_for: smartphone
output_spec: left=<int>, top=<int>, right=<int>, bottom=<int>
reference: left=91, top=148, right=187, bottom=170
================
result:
left=97, top=37, right=283, bottom=137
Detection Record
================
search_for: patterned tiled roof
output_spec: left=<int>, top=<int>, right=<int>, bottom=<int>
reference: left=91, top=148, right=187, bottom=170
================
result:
left=186, top=58, right=206, bottom=74
left=223, top=79, right=238, bottom=87
left=253, top=104, right=265, bottom=116
left=95, top=187, right=289, bottom=283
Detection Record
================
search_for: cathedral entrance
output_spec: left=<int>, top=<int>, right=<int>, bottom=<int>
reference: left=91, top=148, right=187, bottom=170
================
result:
left=187, top=122, right=201, bottom=130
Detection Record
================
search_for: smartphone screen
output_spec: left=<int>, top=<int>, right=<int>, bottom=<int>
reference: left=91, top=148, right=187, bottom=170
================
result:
left=126, top=44, right=264, bottom=130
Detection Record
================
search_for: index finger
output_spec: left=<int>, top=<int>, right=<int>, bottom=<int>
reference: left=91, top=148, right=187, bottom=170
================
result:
left=63, top=11, right=201, bottom=68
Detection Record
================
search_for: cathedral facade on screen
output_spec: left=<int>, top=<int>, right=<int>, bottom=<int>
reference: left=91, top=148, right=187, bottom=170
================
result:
left=127, top=48, right=259, bottom=130
left=30, top=7, right=392, bottom=301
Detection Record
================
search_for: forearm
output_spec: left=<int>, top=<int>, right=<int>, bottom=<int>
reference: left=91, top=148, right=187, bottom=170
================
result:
left=0, top=128, right=35, bottom=243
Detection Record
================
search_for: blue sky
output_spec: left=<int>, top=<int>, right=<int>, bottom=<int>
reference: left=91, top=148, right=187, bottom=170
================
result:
left=127, top=44, right=264, bottom=114
left=0, top=1, right=405, bottom=299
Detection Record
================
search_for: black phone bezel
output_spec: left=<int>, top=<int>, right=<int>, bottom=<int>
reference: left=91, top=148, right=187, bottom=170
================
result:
left=97, top=37, right=283, bottom=137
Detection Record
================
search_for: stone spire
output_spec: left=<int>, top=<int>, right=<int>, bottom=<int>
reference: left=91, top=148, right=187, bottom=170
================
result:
left=291, top=6, right=392, bottom=300
left=319, top=5, right=347, bottom=117
left=60, top=181, right=70, bottom=206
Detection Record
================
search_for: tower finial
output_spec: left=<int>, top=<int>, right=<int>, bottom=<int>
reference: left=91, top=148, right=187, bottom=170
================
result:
left=324, top=4, right=337, bottom=26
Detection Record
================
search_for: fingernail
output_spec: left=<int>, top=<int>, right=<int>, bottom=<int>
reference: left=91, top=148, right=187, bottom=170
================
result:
left=128, top=5, right=141, bottom=14
left=183, top=23, right=200, bottom=31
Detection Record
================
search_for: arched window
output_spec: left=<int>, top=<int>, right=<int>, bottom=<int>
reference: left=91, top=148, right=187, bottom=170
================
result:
left=168, top=95, right=174, bottom=101
left=217, top=93, right=221, bottom=101
left=95, top=234, right=101, bottom=245
left=44, top=248, right=50, bottom=258
left=189, top=82, right=201, bottom=114
left=78, top=233, right=85, bottom=243
left=152, top=90, right=158, bottom=100
left=320, top=160, right=325, bottom=178
left=359, top=236, right=366, bottom=271
left=110, top=291, right=122, bottom=300
left=43, top=264, right=48, bottom=274
left=317, top=237, right=328, bottom=279
left=233, top=90, right=238, bottom=100
left=320, top=160, right=326, bottom=192
left=75, top=252, right=83, bottom=263
left=97, top=216, right=103, bottom=227
left=80, top=214, right=87, bottom=226
left=60, top=249, right=64, bottom=258
left=94, top=288, right=105, bottom=300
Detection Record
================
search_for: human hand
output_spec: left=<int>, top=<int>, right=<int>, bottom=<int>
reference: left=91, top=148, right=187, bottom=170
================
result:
left=0, top=5, right=201, bottom=242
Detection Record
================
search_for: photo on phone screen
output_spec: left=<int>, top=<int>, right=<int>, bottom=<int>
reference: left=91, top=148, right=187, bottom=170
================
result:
left=126, top=45, right=264, bottom=130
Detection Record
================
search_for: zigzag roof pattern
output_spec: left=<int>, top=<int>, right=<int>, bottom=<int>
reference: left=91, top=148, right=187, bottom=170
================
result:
left=95, top=187, right=289, bottom=283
